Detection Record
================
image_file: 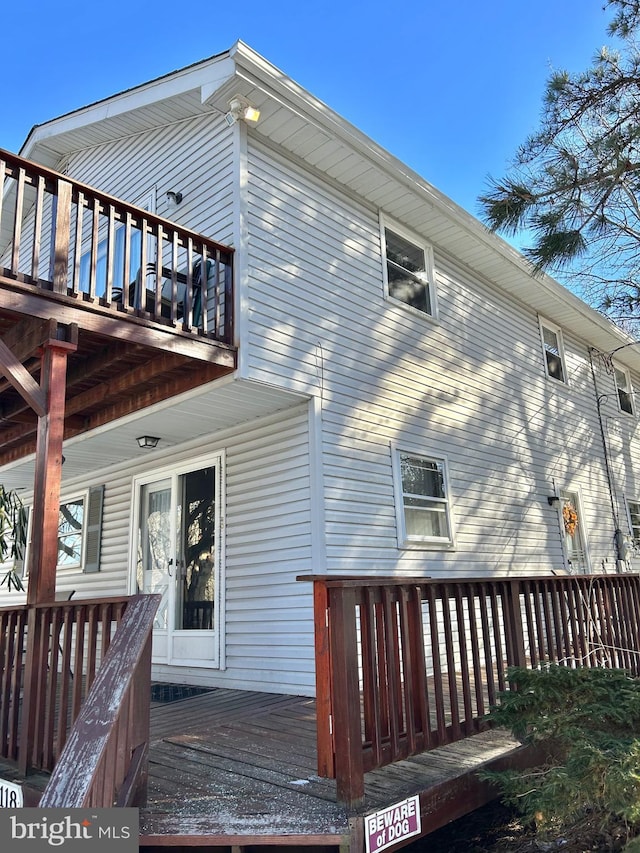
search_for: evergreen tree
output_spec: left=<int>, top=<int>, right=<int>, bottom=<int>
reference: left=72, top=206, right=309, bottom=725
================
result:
left=479, top=1, right=640, bottom=325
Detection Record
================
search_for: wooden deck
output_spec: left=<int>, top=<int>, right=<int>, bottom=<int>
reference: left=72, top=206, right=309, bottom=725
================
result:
left=140, top=686, right=528, bottom=851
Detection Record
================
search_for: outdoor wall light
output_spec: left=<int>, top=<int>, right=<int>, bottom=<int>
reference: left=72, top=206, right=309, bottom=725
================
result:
left=136, top=435, right=160, bottom=449
left=166, top=190, right=183, bottom=205
left=225, top=95, right=261, bottom=126
left=547, top=495, right=560, bottom=506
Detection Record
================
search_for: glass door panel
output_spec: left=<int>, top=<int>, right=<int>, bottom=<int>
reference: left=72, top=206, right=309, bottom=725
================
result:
left=137, top=480, right=172, bottom=630
left=177, top=466, right=216, bottom=630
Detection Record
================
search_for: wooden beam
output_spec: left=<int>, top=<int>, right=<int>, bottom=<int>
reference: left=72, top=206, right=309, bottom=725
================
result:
left=81, top=363, right=221, bottom=429
left=1, top=317, right=57, bottom=363
left=0, top=280, right=236, bottom=365
left=0, top=363, right=223, bottom=466
left=0, top=337, right=46, bottom=416
left=64, top=352, right=191, bottom=417
left=0, top=412, right=84, bottom=448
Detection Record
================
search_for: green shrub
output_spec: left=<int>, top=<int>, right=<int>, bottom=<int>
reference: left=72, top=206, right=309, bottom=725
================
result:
left=481, top=665, right=640, bottom=842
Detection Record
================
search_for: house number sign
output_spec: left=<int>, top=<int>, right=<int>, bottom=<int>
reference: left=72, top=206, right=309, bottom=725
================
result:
left=0, top=777, right=23, bottom=808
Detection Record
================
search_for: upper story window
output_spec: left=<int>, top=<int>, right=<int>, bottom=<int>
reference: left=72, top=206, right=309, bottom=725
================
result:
left=614, top=364, right=634, bottom=415
left=539, top=318, right=567, bottom=383
left=384, top=226, right=435, bottom=317
left=392, top=448, right=453, bottom=548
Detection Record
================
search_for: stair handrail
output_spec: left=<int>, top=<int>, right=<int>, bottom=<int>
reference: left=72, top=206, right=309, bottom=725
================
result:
left=39, top=593, right=160, bottom=808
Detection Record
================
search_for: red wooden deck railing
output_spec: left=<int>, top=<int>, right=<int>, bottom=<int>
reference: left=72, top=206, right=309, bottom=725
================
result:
left=0, top=148, right=234, bottom=343
left=40, top=594, right=159, bottom=808
left=0, top=595, right=131, bottom=772
left=302, top=573, right=640, bottom=807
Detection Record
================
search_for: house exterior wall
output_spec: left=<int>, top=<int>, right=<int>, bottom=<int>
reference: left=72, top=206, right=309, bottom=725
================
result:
left=243, top=137, right=640, bottom=577
left=4, top=68, right=640, bottom=696
left=65, top=111, right=236, bottom=247
left=0, top=404, right=316, bottom=695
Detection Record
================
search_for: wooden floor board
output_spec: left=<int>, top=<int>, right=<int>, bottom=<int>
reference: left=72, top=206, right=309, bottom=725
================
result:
left=140, top=685, right=524, bottom=847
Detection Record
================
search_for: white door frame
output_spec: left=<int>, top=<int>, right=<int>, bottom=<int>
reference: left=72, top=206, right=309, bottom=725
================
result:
left=129, top=450, right=226, bottom=669
left=557, top=488, right=591, bottom=574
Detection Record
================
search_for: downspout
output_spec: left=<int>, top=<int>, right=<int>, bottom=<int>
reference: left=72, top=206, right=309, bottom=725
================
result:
left=588, top=347, right=625, bottom=569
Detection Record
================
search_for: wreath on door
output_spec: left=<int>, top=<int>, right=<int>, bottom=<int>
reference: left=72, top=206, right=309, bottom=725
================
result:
left=563, top=503, right=579, bottom=536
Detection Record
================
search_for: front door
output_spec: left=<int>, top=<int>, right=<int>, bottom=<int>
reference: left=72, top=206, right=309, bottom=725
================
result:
left=133, top=456, right=224, bottom=667
left=559, top=490, right=590, bottom=574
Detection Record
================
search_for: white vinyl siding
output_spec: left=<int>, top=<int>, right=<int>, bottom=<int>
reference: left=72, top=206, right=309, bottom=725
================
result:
left=242, top=139, right=629, bottom=578
left=66, top=112, right=235, bottom=247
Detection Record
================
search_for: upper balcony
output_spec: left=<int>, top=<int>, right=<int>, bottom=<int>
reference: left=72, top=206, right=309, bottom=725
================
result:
left=0, top=149, right=237, bottom=465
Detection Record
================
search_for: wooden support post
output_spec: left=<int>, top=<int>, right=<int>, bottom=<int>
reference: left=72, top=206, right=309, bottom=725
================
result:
left=28, top=339, right=75, bottom=605
left=313, top=579, right=335, bottom=778
left=18, top=329, right=77, bottom=774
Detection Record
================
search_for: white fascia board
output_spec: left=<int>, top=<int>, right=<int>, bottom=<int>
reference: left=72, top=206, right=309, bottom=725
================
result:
left=21, top=56, right=236, bottom=157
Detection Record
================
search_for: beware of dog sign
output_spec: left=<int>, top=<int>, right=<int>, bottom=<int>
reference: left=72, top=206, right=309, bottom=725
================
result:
left=365, top=794, right=421, bottom=852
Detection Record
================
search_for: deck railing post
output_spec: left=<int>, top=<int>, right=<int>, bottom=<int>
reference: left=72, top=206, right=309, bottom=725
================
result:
left=52, top=178, right=72, bottom=293
left=18, top=605, right=46, bottom=775
left=503, top=579, right=527, bottom=669
left=312, top=579, right=334, bottom=778
left=329, top=585, right=364, bottom=809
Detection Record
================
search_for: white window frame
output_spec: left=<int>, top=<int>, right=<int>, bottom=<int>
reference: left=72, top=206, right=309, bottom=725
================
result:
left=57, top=491, right=89, bottom=571
left=391, top=444, right=455, bottom=549
left=381, top=217, right=437, bottom=319
left=625, top=497, right=640, bottom=547
left=614, top=363, right=635, bottom=416
left=539, top=317, right=567, bottom=384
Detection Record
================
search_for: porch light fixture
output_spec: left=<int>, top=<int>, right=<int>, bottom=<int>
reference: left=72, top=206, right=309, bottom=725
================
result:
left=225, top=95, right=261, bottom=126
left=136, top=435, right=160, bottom=449
left=547, top=495, right=560, bottom=506
left=166, top=190, right=183, bottom=205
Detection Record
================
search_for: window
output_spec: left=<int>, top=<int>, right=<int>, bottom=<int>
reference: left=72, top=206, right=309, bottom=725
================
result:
left=384, top=226, right=435, bottom=316
left=57, top=486, right=104, bottom=572
left=539, top=319, right=567, bottom=383
left=615, top=365, right=634, bottom=415
left=393, top=449, right=453, bottom=547
left=58, top=496, right=85, bottom=568
left=627, top=499, right=640, bottom=546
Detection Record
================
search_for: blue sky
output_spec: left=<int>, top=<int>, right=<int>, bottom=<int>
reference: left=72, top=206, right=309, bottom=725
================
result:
left=3, top=0, right=616, bottom=223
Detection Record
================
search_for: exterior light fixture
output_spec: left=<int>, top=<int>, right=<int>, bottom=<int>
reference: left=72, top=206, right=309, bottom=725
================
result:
left=547, top=495, right=560, bottom=506
left=166, top=190, right=183, bottom=205
left=137, top=435, right=160, bottom=449
left=225, top=96, right=261, bottom=126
